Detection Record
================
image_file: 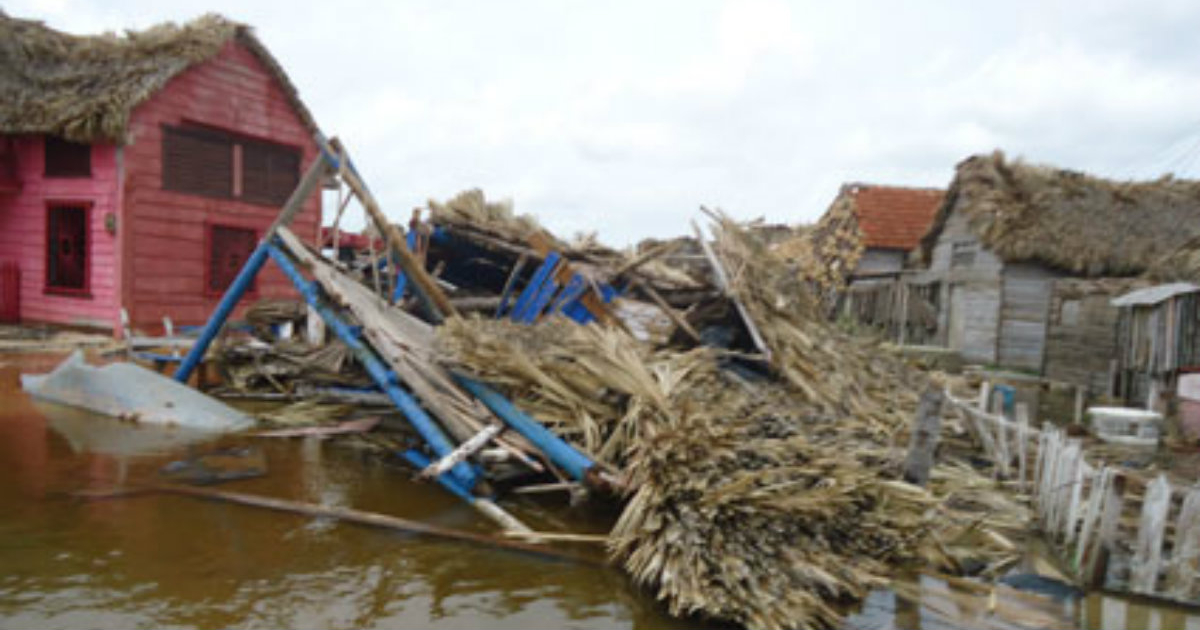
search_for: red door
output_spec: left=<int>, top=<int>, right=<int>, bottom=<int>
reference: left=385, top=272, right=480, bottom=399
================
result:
left=47, top=204, right=88, bottom=293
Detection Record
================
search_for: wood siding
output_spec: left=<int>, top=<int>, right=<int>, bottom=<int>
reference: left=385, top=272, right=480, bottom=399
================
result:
left=998, top=263, right=1061, bottom=372
left=852, top=247, right=906, bottom=277
left=122, top=41, right=321, bottom=331
left=0, top=136, right=120, bottom=329
left=1045, top=278, right=1149, bottom=392
left=930, top=209, right=1004, bottom=363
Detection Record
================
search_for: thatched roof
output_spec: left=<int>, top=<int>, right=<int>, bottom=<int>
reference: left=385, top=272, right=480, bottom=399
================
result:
left=0, top=12, right=319, bottom=144
left=1148, top=235, right=1200, bottom=283
left=920, top=151, right=1200, bottom=276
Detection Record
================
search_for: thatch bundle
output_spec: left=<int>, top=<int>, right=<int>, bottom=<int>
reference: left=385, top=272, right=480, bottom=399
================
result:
left=1148, top=235, right=1200, bottom=283
left=774, top=193, right=864, bottom=294
left=428, top=188, right=559, bottom=247
left=920, top=150, right=1200, bottom=276
left=707, top=210, right=923, bottom=436
left=0, top=12, right=317, bottom=143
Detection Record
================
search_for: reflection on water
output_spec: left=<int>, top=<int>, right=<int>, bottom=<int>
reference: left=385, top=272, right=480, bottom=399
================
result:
left=3, top=354, right=1200, bottom=630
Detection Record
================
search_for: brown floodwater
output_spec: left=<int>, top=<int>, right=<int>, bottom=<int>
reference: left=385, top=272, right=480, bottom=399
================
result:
left=2, top=352, right=1199, bottom=630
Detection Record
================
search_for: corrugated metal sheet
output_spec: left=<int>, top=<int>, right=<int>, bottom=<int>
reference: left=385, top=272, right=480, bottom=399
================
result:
left=1112, top=283, right=1200, bottom=307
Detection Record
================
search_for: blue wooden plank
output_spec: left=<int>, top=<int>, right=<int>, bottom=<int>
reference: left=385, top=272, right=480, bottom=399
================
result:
left=522, top=273, right=560, bottom=324
left=548, top=274, right=586, bottom=314
left=509, top=253, right=559, bottom=322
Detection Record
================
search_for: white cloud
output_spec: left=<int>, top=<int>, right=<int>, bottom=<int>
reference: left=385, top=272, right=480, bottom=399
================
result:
left=10, top=0, right=1200, bottom=244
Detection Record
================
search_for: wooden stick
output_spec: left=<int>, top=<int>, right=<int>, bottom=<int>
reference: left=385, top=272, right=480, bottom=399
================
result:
left=634, top=280, right=701, bottom=343
left=420, top=424, right=503, bottom=479
left=613, top=240, right=680, bottom=278
left=144, top=485, right=598, bottom=564
left=328, top=138, right=458, bottom=322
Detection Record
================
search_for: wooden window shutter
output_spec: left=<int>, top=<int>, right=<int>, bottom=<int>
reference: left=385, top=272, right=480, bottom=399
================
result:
left=242, top=140, right=300, bottom=206
left=163, top=126, right=233, bottom=198
left=208, top=225, right=257, bottom=293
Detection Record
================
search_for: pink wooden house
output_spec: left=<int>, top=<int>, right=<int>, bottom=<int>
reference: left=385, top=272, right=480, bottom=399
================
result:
left=0, top=13, right=323, bottom=333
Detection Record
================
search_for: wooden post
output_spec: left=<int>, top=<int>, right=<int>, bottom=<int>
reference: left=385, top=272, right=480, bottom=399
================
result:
left=903, top=387, right=945, bottom=486
left=1082, top=471, right=1125, bottom=587
left=991, top=395, right=1011, bottom=478
left=1131, top=474, right=1172, bottom=594
left=1074, top=386, right=1086, bottom=425
left=1015, top=403, right=1030, bottom=491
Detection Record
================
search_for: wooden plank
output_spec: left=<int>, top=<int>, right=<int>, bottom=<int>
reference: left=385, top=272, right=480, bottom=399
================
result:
left=1130, top=474, right=1171, bottom=594
left=1083, top=471, right=1125, bottom=587
left=691, top=220, right=771, bottom=362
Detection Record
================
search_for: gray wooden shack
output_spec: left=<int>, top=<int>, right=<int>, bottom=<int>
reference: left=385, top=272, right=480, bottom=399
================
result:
left=919, top=151, right=1200, bottom=375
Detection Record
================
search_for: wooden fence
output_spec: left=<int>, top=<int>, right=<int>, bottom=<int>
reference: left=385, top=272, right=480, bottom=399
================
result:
left=943, top=383, right=1200, bottom=604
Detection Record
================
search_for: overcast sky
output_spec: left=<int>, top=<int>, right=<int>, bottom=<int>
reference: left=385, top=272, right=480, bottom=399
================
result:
left=11, top=0, right=1200, bottom=244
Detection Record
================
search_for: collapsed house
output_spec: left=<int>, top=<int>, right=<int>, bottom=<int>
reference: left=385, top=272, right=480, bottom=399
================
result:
left=0, top=13, right=323, bottom=332
left=919, top=151, right=1200, bottom=383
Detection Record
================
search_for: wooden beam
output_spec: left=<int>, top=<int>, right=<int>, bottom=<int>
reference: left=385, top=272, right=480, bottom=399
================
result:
left=327, top=138, right=458, bottom=322
left=691, top=220, right=771, bottom=362
left=634, top=280, right=700, bottom=343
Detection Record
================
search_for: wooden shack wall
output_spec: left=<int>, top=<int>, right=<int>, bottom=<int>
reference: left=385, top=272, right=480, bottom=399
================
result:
left=929, top=209, right=1004, bottom=364
left=1045, top=278, right=1148, bottom=393
left=121, top=41, right=322, bottom=331
left=997, top=263, right=1062, bottom=372
left=0, top=137, right=121, bottom=330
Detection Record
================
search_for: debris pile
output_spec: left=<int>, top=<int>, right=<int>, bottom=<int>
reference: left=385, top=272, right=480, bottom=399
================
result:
left=173, top=167, right=1032, bottom=630
left=434, top=206, right=1028, bottom=628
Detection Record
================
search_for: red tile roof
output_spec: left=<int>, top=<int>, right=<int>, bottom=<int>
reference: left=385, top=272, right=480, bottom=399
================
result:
left=845, top=184, right=944, bottom=250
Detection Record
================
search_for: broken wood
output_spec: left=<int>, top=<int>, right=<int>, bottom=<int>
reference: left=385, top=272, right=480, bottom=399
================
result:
left=634, top=280, right=701, bottom=343
left=420, top=424, right=504, bottom=479
left=148, top=485, right=598, bottom=564
left=902, top=387, right=944, bottom=487
left=327, top=137, right=459, bottom=322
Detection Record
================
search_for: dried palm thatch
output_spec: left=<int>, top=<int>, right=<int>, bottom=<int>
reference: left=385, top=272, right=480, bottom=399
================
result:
left=438, top=316, right=700, bottom=467
left=0, top=11, right=318, bottom=143
left=920, top=150, right=1200, bottom=276
left=706, top=209, right=925, bottom=437
left=428, top=188, right=560, bottom=247
left=439, top=216, right=1028, bottom=629
left=1148, top=235, right=1200, bottom=283
left=774, top=193, right=864, bottom=294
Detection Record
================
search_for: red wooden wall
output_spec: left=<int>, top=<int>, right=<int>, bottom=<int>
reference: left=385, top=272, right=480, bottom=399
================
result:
left=122, top=40, right=322, bottom=331
left=0, top=138, right=120, bottom=328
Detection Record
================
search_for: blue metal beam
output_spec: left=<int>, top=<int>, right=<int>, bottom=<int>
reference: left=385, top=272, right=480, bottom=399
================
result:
left=173, top=242, right=271, bottom=382
left=266, top=241, right=478, bottom=490
left=454, top=374, right=595, bottom=482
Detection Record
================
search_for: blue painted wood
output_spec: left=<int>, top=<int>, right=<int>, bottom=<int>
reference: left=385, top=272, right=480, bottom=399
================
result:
left=391, top=229, right=419, bottom=303
left=455, top=375, right=595, bottom=481
left=510, top=253, right=559, bottom=322
left=522, top=273, right=560, bottom=324
left=549, top=275, right=586, bottom=315
left=267, top=241, right=478, bottom=490
left=174, top=242, right=271, bottom=382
